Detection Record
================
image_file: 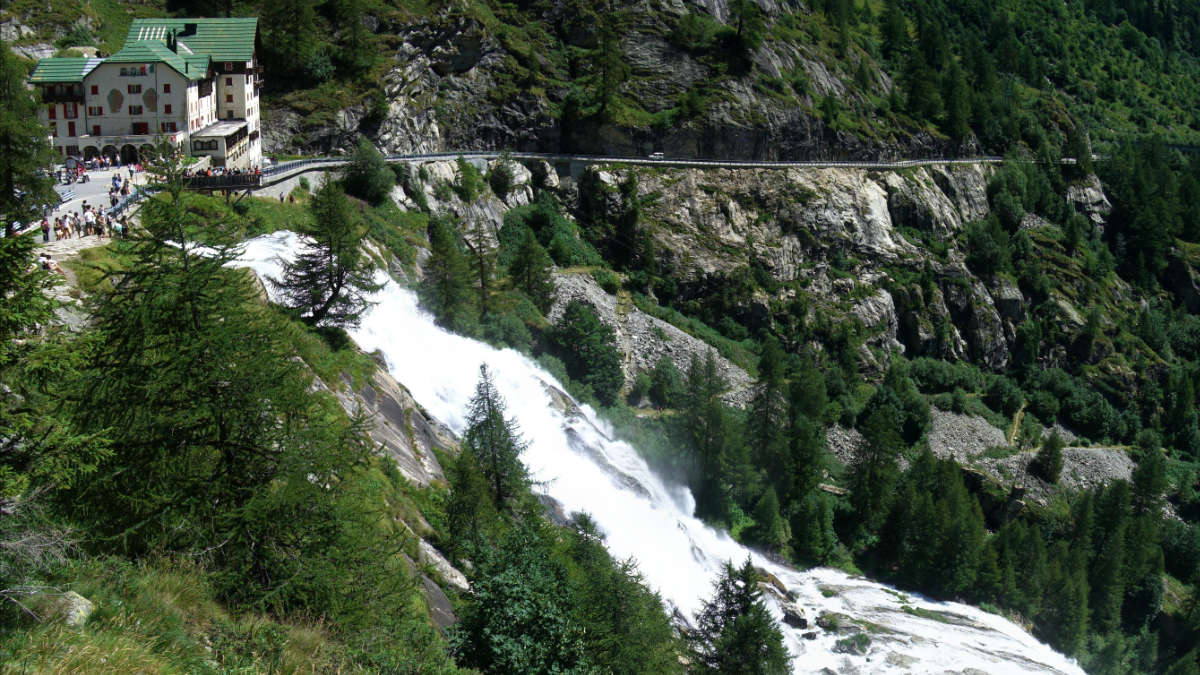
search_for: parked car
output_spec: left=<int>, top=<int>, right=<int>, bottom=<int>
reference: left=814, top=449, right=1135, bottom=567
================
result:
left=649, top=152, right=664, bottom=159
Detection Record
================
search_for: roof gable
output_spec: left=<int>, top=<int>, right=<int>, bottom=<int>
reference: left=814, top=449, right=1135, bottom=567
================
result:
left=104, top=40, right=208, bottom=81
left=29, top=57, right=102, bottom=83
left=125, top=18, right=257, bottom=62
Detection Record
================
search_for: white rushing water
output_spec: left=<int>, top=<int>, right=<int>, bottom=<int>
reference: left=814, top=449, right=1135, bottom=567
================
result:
left=234, top=232, right=1084, bottom=674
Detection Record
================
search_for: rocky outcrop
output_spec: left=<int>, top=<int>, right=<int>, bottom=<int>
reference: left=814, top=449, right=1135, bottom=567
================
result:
left=1066, top=175, right=1112, bottom=227
left=548, top=272, right=755, bottom=406
left=327, top=365, right=452, bottom=486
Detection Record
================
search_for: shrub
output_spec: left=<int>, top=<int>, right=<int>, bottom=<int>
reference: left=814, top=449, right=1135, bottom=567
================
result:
left=592, top=268, right=621, bottom=294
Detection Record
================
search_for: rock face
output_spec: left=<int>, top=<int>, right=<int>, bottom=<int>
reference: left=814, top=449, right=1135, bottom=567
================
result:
left=548, top=272, right=755, bottom=406
left=263, top=5, right=954, bottom=160
left=329, top=366, right=452, bottom=486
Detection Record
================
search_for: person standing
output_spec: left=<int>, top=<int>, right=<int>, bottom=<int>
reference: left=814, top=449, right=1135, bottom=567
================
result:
left=40, top=217, right=50, bottom=242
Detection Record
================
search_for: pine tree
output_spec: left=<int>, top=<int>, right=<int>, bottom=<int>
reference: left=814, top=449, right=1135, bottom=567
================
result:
left=508, top=226, right=556, bottom=313
left=750, top=338, right=788, bottom=493
left=0, top=43, right=57, bottom=235
left=420, top=213, right=475, bottom=332
left=273, top=179, right=382, bottom=328
left=649, top=355, right=683, bottom=408
left=65, top=145, right=368, bottom=590
left=1032, top=431, right=1065, bottom=483
left=750, top=486, right=789, bottom=552
left=464, top=364, right=529, bottom=510
left=1038, top=545, right=1090, bottom=655
left=941, top=60, right=972, bottom=145
left=0, top=43, right=101, bottom=501
left=849, top=405, right=902, bottom=536
left=879, top=0, right=909, bottom=62
left=445, top=447, right=493, bottom=561
left=692, top=558, right=790, bottom=674
left=684, top=352, right=734, bottom=520
left=550, top=300, right=624, bottom=406
left=343, top=138, right=394, bottom=204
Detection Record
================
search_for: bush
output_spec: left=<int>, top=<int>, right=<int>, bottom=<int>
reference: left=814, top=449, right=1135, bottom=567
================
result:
left=488, top=157, right=515, bottom=201
left=629, top=372, right=652, bottom=405
left=343, top=139, right=394, bottom=205
left=454, top=157, right=485, bottom=203
left=649, top=356, right=683, bottom=408
left=592, top=268, right=621, bottom=294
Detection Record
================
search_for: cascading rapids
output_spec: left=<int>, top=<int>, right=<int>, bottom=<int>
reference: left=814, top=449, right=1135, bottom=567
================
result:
left=233, top=232, right=1085, bottom=675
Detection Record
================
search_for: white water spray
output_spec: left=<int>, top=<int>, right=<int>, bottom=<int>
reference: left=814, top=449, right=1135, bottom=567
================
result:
left=235, top=232, right=1083, bottom=674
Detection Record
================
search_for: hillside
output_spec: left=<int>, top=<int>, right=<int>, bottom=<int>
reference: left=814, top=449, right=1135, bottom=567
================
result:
left=7, top=0, right=1200, bottom=158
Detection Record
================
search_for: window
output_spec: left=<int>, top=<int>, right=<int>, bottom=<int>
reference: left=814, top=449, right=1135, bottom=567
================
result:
left=128, top=105, right=143, bottom=115
left=225, top=94, right=233, bottom=103
left=160, top=122, right=177, bottom=133
left=164, top=104, right=172, bottom=114
left=92, top=124, right=100, bottom=136
left=226, top=110, right=233, bottom=119
left=90, top=85, right=98, bottom=95
left=48, top=105, right=55, bottom=120
left=127, top=84, right=142, bottom=94
left=162, top=83, right=170, bottom=93
left=67, top=121, right=76, bottom=137
left=224, top=62, right=232, bottom=71
left=87, top=106, right=103, bottom=116
left=64, top=104, right=77, bottom=119
left=132, top=122, right=149, bottom=135
left=48, top=122, right=56, bottom=136
left=225, top=77, right=232, bottom=86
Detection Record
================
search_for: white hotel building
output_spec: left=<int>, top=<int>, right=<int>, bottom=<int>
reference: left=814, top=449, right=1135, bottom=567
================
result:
left=29, top=18, right=263, bottom=169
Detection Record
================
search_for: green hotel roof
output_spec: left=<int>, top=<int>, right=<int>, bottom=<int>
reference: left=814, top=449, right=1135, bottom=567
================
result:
left=125, top=18, right=257, bottom=62
left=105, top=40, right=209, bottom=81
left=29, top=57, right=102, bottom=83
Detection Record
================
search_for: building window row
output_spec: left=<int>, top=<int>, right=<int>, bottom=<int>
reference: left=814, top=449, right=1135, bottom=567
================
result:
left=119, top=65, right=150, bottom=76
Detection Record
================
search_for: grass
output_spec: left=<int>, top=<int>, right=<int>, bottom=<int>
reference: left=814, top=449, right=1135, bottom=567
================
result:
left=0, top=556, right=352, bottom=674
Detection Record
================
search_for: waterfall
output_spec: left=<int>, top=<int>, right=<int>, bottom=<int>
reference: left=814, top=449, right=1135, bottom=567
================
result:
left=234, top=232, right=1084, bottom=675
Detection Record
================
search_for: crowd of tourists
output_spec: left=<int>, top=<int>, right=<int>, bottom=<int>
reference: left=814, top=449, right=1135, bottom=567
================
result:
left=40, top=202, right=127, bottom=242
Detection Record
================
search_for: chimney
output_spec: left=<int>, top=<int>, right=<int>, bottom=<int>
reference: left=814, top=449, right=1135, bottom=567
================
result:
left=167, top=30, right=177, bottom=52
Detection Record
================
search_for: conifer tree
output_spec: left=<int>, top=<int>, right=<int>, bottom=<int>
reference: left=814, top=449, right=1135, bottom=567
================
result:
left=550, top=300, right=624, bottom=406
left=464, top=364, right=529, bottom=510
left=1038, top=546, right=1090, bottom=655
left=692, top=558, right=789, bottom=674
left=1032, top=431, right=1065, bottom=483
left=0, top=43, right=101, bottom=500
left=0, top=43, right=57, bottom=235
left=508, top=226, right=556, bottom=312
left=750, top=338, right=788, bottom=492
left=274, top=179, right=382, bottom=328
left=343, top=138, right=394, bottom=204
left=420, top=213, right=475, bottom=332
left=445, top=447, right=493, bottom=561
left=649, top=355, right=683, bottom=408
left=66, top=145, right=367, bottom=593
left=849, top=405, right=902, bottom=536
left=750, top=486, right=789, bottom=552
left=684, top=352, right=734, bottom=520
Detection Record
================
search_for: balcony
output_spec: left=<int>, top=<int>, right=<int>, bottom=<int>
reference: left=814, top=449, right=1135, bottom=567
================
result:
left=41, top=91, right=84, bottom=104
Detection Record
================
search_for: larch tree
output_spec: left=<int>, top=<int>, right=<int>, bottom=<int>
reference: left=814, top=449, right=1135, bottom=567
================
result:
left=274, top=178, right=382, bottom=328
left=64, top=144, right=368, bottom=598
left=464, top=364, right=529, bottom=510
left=508, top=226, right=556, bottom=313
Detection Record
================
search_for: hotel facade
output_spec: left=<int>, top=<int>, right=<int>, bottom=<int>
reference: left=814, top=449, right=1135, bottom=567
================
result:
left=29, top=18, right=263, bottom=169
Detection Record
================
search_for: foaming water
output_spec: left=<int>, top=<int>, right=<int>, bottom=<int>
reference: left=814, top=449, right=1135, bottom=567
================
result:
left=233, top=232, right=1083, bottom=674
